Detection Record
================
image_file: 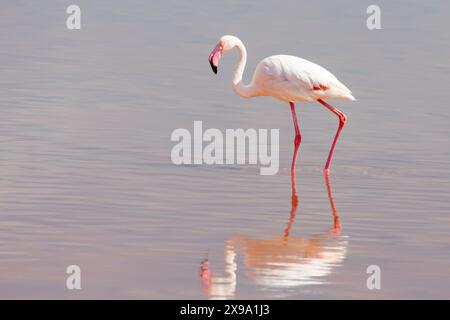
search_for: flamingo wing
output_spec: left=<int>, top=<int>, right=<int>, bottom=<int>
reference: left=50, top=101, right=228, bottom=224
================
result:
left=252, top=55, right=355, bottom=102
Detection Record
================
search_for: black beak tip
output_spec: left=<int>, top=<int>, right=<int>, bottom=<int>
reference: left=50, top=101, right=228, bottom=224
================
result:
left=209, top=60, right=217, bottom=74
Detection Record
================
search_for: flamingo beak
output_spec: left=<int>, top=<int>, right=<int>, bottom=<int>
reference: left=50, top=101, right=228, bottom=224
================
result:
left=208, top=44, right=222, bottom=74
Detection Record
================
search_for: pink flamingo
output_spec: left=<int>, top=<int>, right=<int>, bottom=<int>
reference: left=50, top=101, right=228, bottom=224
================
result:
left=209, top=35, right=355, bottom=175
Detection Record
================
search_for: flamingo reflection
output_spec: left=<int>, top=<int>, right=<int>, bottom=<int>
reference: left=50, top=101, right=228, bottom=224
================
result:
left=199, top=172, right=347, bottom=299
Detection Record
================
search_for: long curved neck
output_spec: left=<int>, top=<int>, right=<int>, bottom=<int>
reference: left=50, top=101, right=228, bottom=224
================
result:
left=231, top=41, right=254, bottom=98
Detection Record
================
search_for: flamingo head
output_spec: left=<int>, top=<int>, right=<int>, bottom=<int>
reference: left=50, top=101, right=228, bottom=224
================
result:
left=208, top=35, right=239, bottom=74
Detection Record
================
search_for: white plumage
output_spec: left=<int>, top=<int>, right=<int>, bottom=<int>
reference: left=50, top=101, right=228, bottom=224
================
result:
left=252, top=54, right=355, bottom=102
left=209, top=35, right=355, bottom=103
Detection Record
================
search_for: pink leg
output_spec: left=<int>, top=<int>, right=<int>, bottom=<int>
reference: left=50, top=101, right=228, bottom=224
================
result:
left=318, top=99, right=347, bottom=173
left=289, top=102, right=301, bottom=178
left=285, top=103, right=299, bottom=244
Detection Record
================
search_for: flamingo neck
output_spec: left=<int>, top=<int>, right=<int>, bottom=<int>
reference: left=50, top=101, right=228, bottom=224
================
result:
left=231, top=41, right=254, bottom=98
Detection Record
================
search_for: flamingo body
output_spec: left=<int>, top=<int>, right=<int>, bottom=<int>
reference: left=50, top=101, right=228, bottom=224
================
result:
left=251, top=55, right=355, bottom=102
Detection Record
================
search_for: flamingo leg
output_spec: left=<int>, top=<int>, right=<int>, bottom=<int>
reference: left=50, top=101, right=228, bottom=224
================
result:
left=289, top=102, right=301, bottom=178
left=285, top=103, right=300, bottom=244
left=318, top=99, right=347, bottom=173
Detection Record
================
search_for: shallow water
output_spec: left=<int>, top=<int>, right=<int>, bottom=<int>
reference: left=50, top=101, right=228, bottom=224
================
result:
left=1, top=1, right=450, bottom=299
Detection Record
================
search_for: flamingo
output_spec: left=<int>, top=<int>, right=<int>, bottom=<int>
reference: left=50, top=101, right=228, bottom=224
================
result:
left=208, top=35, right=355, bottom=175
